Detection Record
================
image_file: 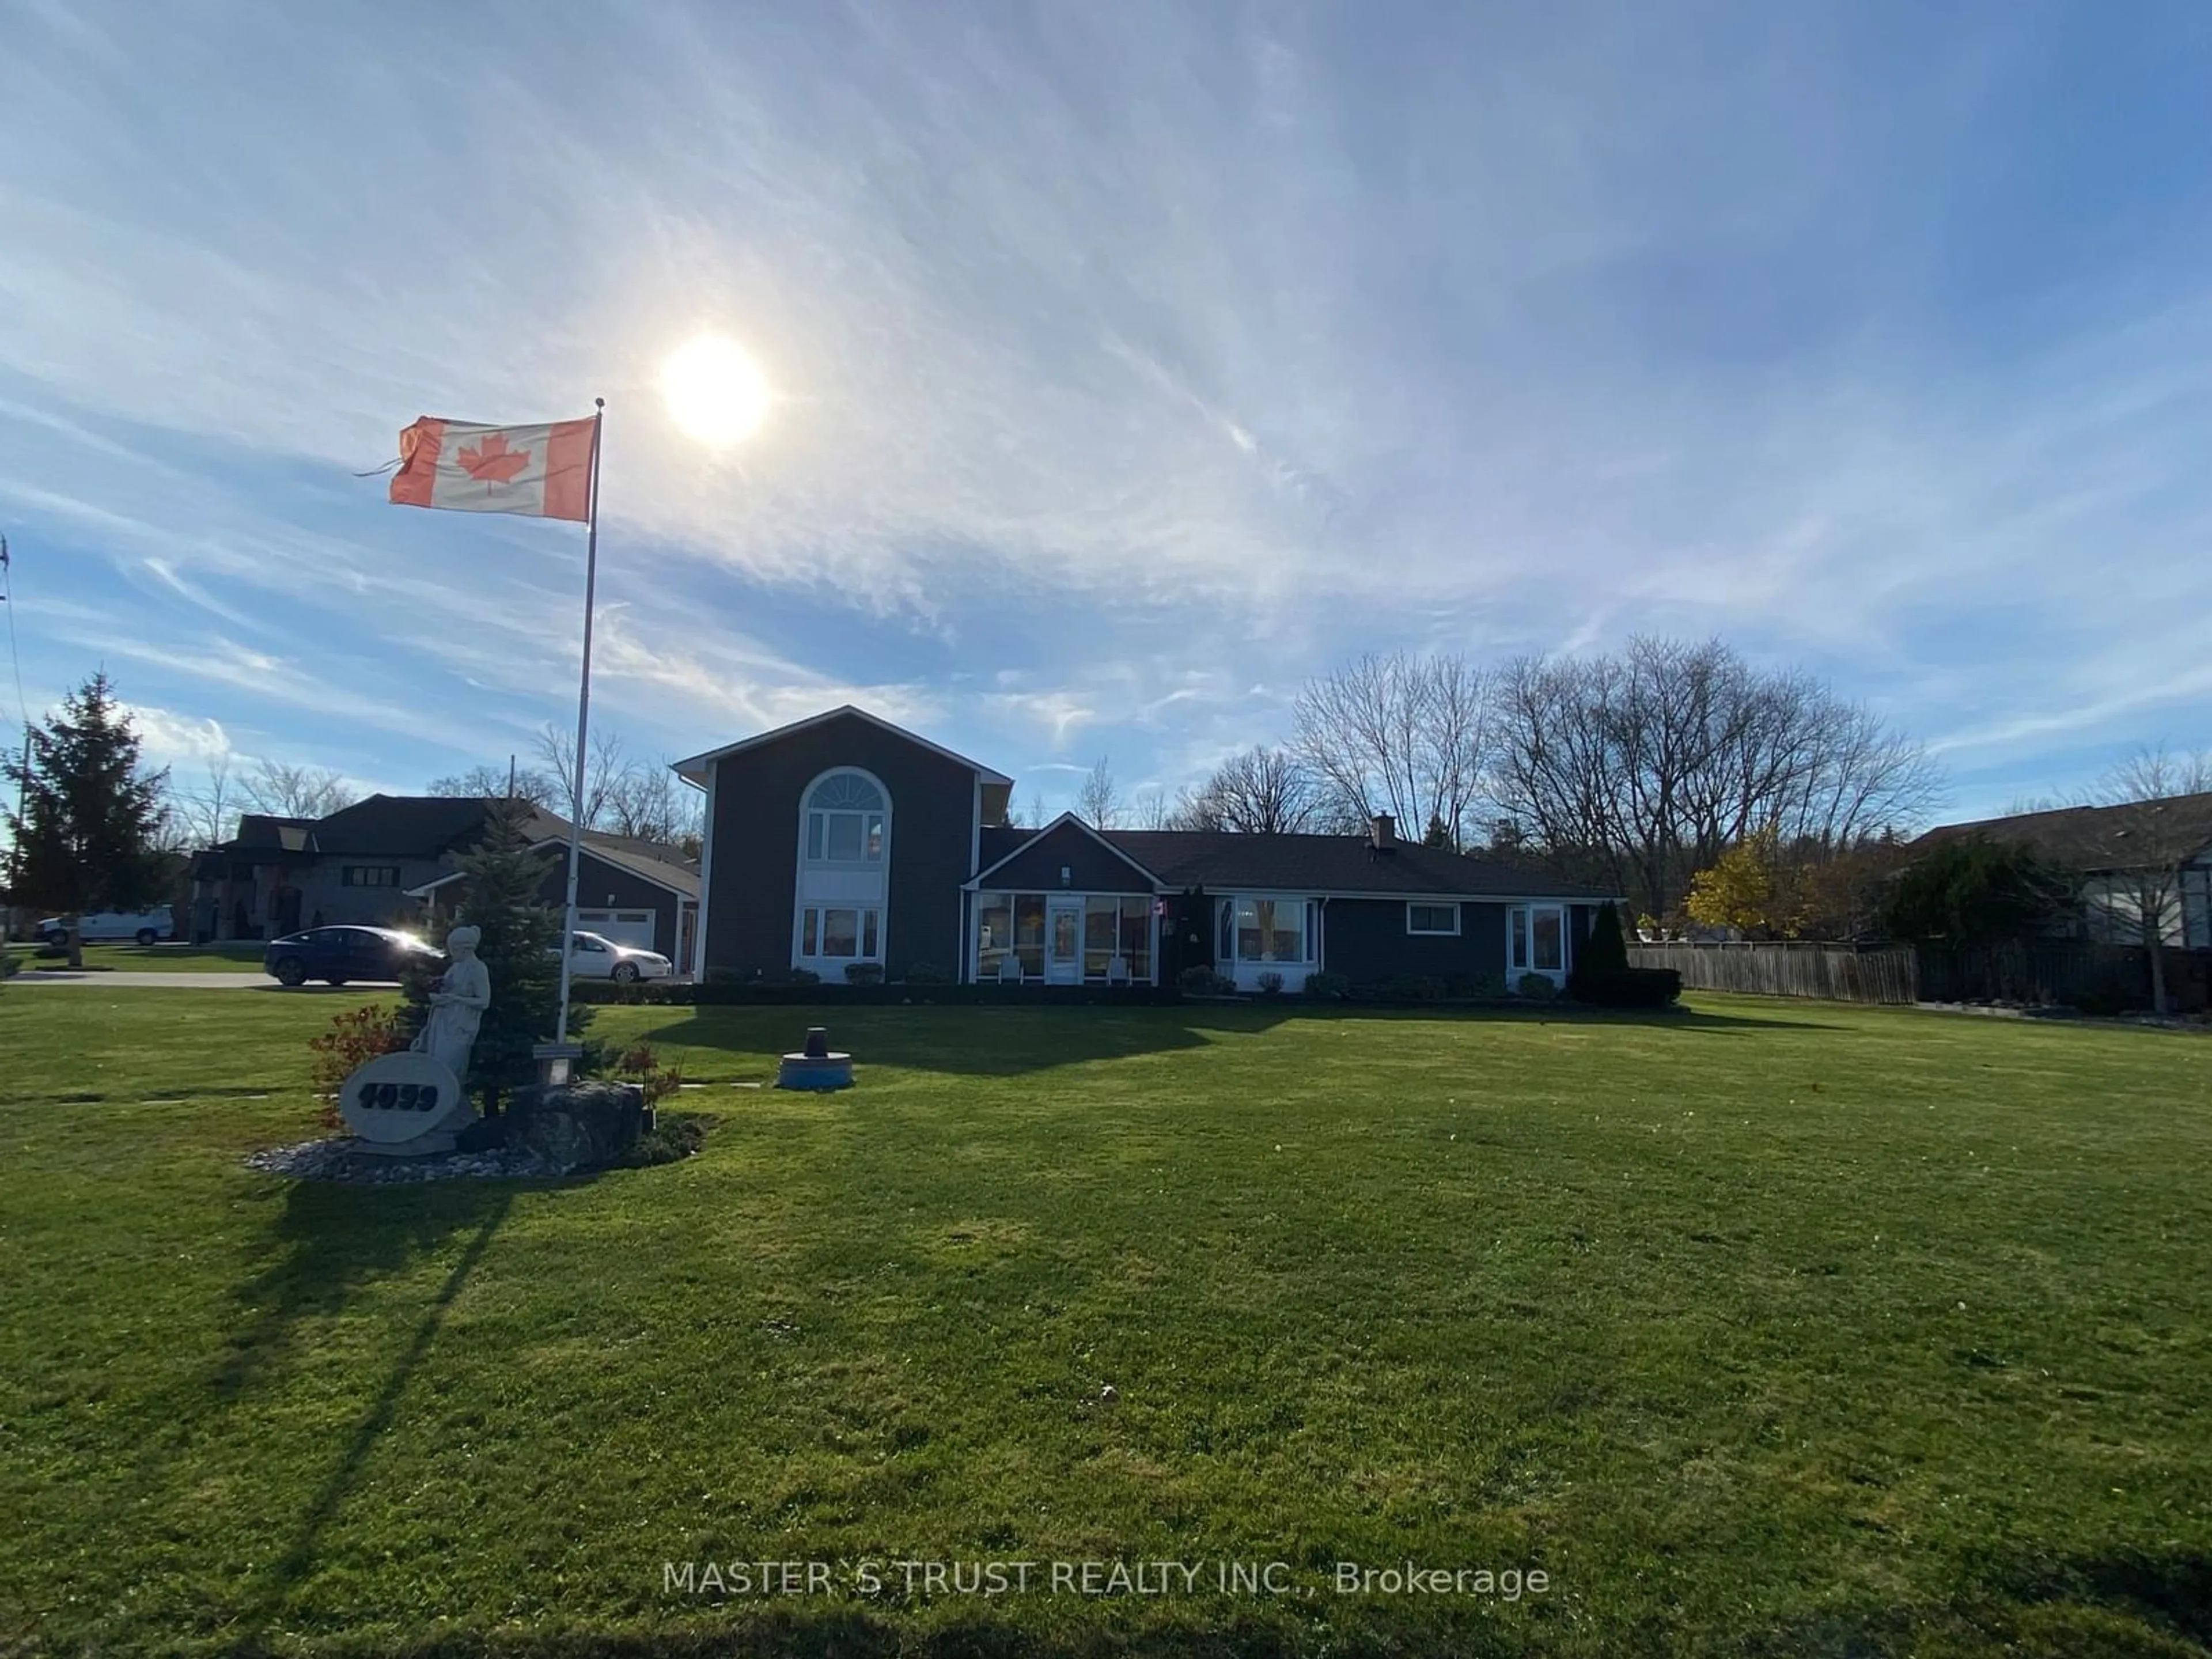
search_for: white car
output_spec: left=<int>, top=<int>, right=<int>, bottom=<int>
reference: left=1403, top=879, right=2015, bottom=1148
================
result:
left=37, top=910, right=177, bottom=946
left=558, top=930, right=674, bottom=983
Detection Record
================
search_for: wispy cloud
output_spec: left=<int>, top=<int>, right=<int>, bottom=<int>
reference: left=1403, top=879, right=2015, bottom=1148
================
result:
left=0, top=2, right=2207, bottom=813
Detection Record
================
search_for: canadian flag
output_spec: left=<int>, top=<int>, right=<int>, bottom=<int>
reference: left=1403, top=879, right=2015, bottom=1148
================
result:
left=388, top=416, right=596, bottom=522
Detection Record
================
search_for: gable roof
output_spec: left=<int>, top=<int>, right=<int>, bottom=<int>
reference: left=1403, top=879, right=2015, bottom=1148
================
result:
left=967, top=821, right=1618, bottom=900
left=302, top=794, right=525, bottom=857
left=526, top=836, right=700, bottom=899
left=965, top=813, right=1166, bottom=890
left=1912, top=793, right=2212, bottom=872
left=671, top=704, right=1013, bottom=786
left=1102, top=830, right=1618, bottom=899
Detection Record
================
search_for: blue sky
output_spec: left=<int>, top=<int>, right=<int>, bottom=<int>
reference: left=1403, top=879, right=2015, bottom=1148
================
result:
left=3, top=0, right=2208, bottom=825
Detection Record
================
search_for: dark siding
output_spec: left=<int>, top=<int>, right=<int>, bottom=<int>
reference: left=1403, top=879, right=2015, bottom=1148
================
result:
left=705, top=712, right=976, bottom=980
left=1323, top=899, right=1509, bottom=983
left=979, top=822, right=1155, bottom=895
left=537, top=852, right=680, bottom=958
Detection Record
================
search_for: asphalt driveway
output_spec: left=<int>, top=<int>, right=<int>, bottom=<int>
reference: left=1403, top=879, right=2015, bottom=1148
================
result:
left=16, top=971, right=294, bottom=989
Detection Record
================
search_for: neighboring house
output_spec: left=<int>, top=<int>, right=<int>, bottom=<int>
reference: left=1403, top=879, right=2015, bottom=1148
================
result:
left=675, top=705, right=1617, bottom=988
left=189, top=796, right=699, bottom=961
left=1912, top=796, right=2212, bottom=949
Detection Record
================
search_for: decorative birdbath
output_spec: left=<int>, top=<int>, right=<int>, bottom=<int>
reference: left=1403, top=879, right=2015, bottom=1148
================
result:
left=776, top=1025, right=853, bottom=1090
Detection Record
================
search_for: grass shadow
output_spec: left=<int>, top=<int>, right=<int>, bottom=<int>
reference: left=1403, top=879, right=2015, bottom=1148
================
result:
left=243, top=1194, right=510, bottom=1626
left=616, top=1000, right=1846, bottom=1081
left=622, top=1005, right=1300, bottom=1078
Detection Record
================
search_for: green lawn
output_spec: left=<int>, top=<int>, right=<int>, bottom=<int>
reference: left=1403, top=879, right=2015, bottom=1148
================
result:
left=2, top=991, right=2209, bottom=1657
left=4, top=939, right=268, bottom=973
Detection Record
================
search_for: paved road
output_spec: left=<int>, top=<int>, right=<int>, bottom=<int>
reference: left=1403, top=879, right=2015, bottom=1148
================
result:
left=16, top=971, right=305, bottom=989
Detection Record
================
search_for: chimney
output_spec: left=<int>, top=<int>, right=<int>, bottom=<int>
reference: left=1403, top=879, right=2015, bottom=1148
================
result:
left=1370, top=813, right=1397, bottom=853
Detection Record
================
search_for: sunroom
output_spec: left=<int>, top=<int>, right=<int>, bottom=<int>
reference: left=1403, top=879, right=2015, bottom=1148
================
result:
left=973, top=892, right=1157, bottom=985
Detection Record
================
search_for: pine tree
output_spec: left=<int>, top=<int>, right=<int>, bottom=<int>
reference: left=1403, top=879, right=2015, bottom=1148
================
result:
left=402, top=800, right=585, bottom=1113
left=1585, top=901, right=1630, bottom=975
left=3, top=672, right=170, bottom=969
left=1421, top=812, right=1455, bottom=850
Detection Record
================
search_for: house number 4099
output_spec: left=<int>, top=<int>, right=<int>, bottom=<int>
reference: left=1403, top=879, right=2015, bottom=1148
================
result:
left=355, top=1081, right=441, bottom=1113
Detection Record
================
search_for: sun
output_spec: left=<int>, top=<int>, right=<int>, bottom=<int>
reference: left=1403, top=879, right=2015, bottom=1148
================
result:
left=661, top=334, right=771, bottom=446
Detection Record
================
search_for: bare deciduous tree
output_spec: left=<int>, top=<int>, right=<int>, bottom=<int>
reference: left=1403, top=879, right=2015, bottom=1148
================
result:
left=1075, top=756, right=1120, bottom=828
left=604, top=763, right=705, bottom=848
left=427, top=762, right=563, bottom=809
left=1292, top=652, right=1493, bottom=847
left=1494, top=637, right=1941, bottom=919
left=1131, top=790, right=1175, bottom=830
left=533, top=722, right=634, bottom=831
left=166, top=752, right=240, bottom=848
left=2077, top=746, right=2212, bottom=1015
left=240, top=758, right=355, bottom=819
left=1168, top=746, right=1325, bottom=834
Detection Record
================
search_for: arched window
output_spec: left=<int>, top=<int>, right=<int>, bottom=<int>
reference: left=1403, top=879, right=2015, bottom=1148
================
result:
left=803, top=770, right=887, bottom=863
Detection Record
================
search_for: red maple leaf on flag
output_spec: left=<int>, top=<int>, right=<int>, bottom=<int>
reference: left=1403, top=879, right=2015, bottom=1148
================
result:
left=456, top=431, right=532, bottom=486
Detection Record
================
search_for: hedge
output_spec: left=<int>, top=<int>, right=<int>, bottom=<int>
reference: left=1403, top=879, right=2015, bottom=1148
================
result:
left=1566, top=967, right=1683, bottom=1009
left=571, top=980, right=1178, bottom=1007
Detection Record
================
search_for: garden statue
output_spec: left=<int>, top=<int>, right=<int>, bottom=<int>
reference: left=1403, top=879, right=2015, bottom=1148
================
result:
left=412, top=924, right=491, bottom=1080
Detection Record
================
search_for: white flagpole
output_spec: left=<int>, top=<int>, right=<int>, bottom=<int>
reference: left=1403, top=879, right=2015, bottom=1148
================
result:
left=555, top=398, right=605, bottom=1048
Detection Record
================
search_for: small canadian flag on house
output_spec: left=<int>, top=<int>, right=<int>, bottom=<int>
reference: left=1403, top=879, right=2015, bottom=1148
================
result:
left=388, top=416, right=597, bottom=521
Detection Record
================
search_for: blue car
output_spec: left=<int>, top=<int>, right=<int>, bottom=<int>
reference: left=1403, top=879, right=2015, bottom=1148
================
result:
left=264, top=925, right=444, bottom=988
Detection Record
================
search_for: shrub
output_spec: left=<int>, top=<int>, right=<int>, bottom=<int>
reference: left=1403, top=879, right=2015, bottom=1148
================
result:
left=1382, top=973, right=1445, bottom=1001
left=1514, top=972, right=1558, bottom=1000
left=2069, top=987, right=2137, bottom=1017
left=904, top=962, right=952, bottom=985
left=1304, top=971, right=1350, bottom=1000
left=844, top=962, right=885, bottom=986
left=789, top=967, right=821, bottom=986
left=622, top=1109, right=711, bottom=1166
left=1256, top=970, right=1285, bottom=997
left=1465, top=972, right=1510, bottom=999
left=307, top=1004, right=410, bottom=1130
left=0, top=949, right=16, bottom=983
left=1571, top=967, right=1682, bottom=1009
left=1179, top=965, right=1233, bottom=996
left=585, top=1040, right=686, bottom=1107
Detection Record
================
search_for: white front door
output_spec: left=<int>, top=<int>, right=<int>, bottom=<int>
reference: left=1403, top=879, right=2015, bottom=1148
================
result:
left=1046, top=900, right=1084, bottom=984
left=1507, top=904, right=1570, bottom=986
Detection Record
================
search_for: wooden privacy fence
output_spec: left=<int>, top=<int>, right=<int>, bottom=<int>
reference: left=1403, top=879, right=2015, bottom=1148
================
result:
left=1626, top=942, right=1918, bottom=1004
left=1913, top=942, right=2163, bottom=1009
left=1629, top=940, right=2198, bottom=1010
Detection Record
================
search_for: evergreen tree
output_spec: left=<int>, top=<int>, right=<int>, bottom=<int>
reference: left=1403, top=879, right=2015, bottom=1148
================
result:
left=1421, top=812, right=1455, bottom=850
left=3, top=672, right=170, bottom=969
left=1883, top=834, right=2075, bottom=948
left=1585, top=901, right=1630, bottom=976
left=403, top=800, right=585, bottom=1113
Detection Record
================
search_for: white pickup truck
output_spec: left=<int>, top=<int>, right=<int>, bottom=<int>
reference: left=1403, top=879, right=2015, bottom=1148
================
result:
left=36, top=910, right=178, bottom=946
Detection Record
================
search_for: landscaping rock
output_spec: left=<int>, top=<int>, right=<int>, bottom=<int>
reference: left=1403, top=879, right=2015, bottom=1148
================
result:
left=505, top=1080, right=646, bottom=1173
left=244, top=1137, right=554, bottom=1185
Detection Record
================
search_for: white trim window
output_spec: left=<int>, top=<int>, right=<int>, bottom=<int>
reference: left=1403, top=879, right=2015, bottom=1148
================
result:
left=1216, top=895, right=1321, bottom=990
left=1407, top=902, right=1460, bottom=936
left=801, top=907, right=881, bottom=960
left=1506, top=903, right=1568, bottom=981
left=793, top=767, right=891, bottom=972
left=803, top=771, right=887, bottom=863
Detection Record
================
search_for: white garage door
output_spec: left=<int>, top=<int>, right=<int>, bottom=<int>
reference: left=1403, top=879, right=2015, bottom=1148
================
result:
left=577, top=908, right=657, bottom=952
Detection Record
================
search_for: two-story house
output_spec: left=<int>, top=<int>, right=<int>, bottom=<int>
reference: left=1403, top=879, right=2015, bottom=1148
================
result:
left=676, top=706, right=1616, bottom=988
